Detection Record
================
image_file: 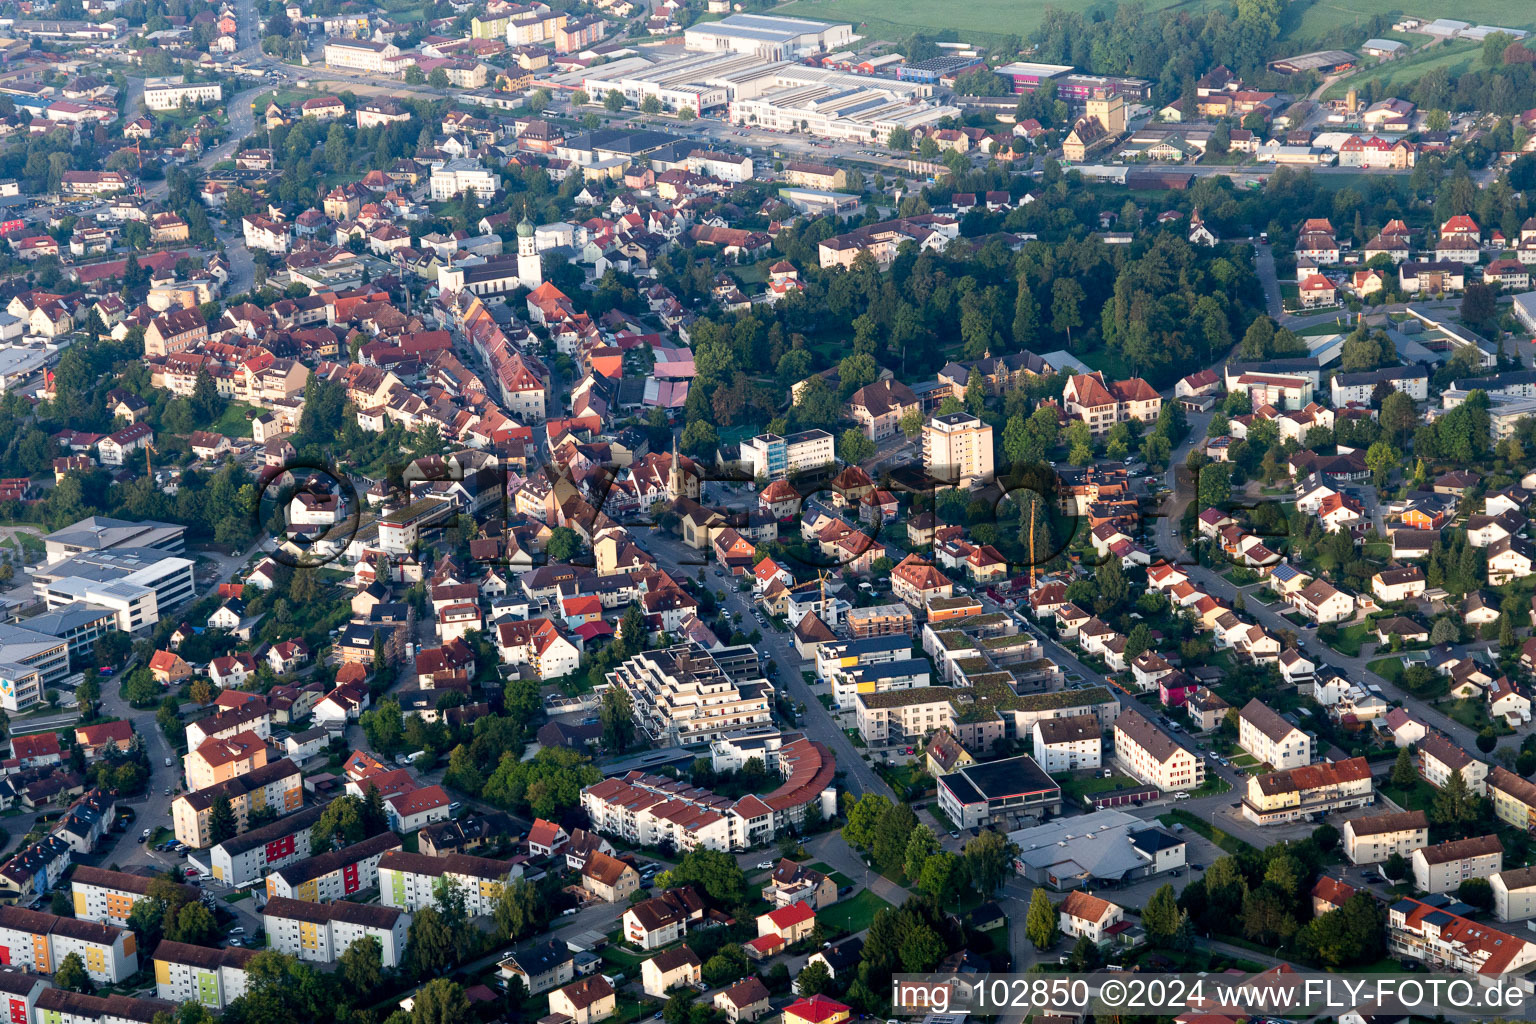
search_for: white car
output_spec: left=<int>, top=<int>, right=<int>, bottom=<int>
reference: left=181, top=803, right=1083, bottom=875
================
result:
left=1174, top=792, right=1192, bottom=800
left=755, top=861, right=774, bottom=869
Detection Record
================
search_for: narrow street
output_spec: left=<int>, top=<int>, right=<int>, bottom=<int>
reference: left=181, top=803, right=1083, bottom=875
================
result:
left=635, top=525, right=895, bottom=802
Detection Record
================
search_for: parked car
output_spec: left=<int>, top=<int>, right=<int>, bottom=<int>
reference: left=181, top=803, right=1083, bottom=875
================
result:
left=755, top=861, right=774, bottom=869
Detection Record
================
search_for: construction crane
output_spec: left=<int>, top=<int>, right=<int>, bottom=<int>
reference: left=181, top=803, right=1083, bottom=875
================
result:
left=1028, top=498, right=1037, bottom=589
left=144, top=441, right=158, bottom=480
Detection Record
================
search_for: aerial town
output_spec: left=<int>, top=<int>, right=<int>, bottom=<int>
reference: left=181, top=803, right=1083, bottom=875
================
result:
left=6, top=0, right=1536, bottom=1022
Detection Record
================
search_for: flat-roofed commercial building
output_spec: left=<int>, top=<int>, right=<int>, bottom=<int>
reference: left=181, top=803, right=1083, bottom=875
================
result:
left=936, top=754, right=1061, bottom=828
left=684, top=14, right=854, bottom=59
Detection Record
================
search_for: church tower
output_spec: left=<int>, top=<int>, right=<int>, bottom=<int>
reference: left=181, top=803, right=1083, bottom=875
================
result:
left=516, top=211, right=542, bottom=289
left=667, top=435, right=684, bottom=501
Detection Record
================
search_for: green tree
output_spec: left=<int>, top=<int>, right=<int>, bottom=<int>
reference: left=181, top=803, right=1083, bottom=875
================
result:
left=1390, top=746, right=1418, bottom=786
left=411, top=979, right=472, bottom=1024
left=1383, top=851, right=1408, bottom=881
left=428, top=67, right=450, bottom=89
left=903, top=824, right=939, bottom=880
left=55, top=952, right=91, bottom=993
left=1025, top=888, right=1058, bottom=949
left=600, top=686, right=635, bottom=753
left=870, top=801, right=918, bottom=873
left=640, top=95, right=661, bottom=113
left=340, top=935, right=384, bottom=998
left=917, top=850, right=963, bottom=901
left=1432, top=767, right=1480, bottom=826
left=546, top=526, right=580, bottom=563
left=208, top=797, right=238, bottom=844
left=796, top=960, right=833, bottom=996
left=407, top=907, right=456, bottom=976
left=671, top=848, right=750, bottom=907
left=841, top=792, right=890, bottom=849
left=1143, top=883, right=1180, bottom=942
left=494, top=878, right=542, bottom=941
left=964, top=829, right=1010, bottom=895
left=572, top=89, right=590, bottom=106
left=838, top=428, right=876, bottom=465
left=604, top=89, right=625, bottom=112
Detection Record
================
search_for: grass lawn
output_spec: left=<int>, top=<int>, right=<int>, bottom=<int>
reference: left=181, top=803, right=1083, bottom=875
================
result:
left=1283, top=611, right=1309, bottom=627
left=821, top=889, right=892, bottom=934
left=1446, top=697, right=1510, bottom=734
left=1367, top=656, right=1404, bottom=683
left=1380, top=778, right=1436, bottom=813
left=1327, top=623, right=1370, bottom=657
left=1058, top=772, right=1150, bottom=808
left=1322, top=40, right=1486, bottom=100
left=223, top=890, right=252, bottom=903
left=809, top=863, right=857, bottom=888
left=600, top=942, right=651, bottom=972
left=208, top=401, right=259, bottom=439
left=1193, top=774, right=1233, bottom=796
left=779, top=0, right=1195, bottom=44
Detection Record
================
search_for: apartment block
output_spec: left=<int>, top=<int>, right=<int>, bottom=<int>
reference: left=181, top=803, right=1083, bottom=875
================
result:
left=922, top=412, right=994, bottom=487
left=265, top=831, right=402, bottom=902
left=739, top=429, right=834, bottom=480
left=378, top=851, right=513, bottom=916
left=153, top=941, right=256, bottom=1010
left=608, top=643, right=773, bottom=746
left=0, top=906, right=137, bottom=983
left=1112, top=708, right=1204, bottom=792
left=1237, top=698, right=1312, bottom=770
left=205, top=803, right=326, bottom=887
left=171, top=758, right=303, bottom=848
left=1412, top=835, right=1503, bottom=894
left=1343, top=810, right=1429, bottom=865
left=1492, top=864, right=1536, bottom=922
left=1389, top=895, right=1536, bottom=975
left=1489, top=765, right=1536, bottom=830
left=262, top=896, right=410, bottom=967
left=1031, top=715, right=1102, bottom=773
left=70, top=866, right=197, bottom=927
left=1241, top=757, right=1373, bottom=826
left=1418, top=732, right=1489, bottom=795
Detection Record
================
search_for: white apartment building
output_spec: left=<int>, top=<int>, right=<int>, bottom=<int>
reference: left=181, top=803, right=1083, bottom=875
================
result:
left=608, top=643, right=773, bottom=746
left=429, top=159, right=501, bottom=201
left=0, top=907, right=138, bottom=984
left=378, top=851, right=513, bottom=917
left=144, top=81, right=222, bottom=111
left=1112, top=708, right=1204, bottom=791
left=855, top=687, right=955, bottom=749
left=1031, top=715, right=1102, bottom=773
left=32, top=550, right=195, bottom=633
left=153, top=941, right=254, bottom=1010
left=923, top=412, right=994, bottom=488
left=1412, top=835, right=1503, bottom=894
left=262, top=896, right=409, bottom=967
left=739, top=429, right=834, bottom=480
left=1237, top=698, right=1311, bottom=770
left=1492, top=865, right=1536, bottom=922
left=70, top=866, right=196, bottom=927
left=323, top=38, right=403, bottom=73
left=264, top=831, right=402, bottom=902
left=1419, top=732, right=1489, bottom=795
left=1343, top=810, right=1429, bottom=864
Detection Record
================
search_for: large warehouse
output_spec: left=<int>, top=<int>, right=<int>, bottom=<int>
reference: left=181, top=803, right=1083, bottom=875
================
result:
left=684, top=13, right=855, bottom=60
left=578, top=52, right=958, bottom=144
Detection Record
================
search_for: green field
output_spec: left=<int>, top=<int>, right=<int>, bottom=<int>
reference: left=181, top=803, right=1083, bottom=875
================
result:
left=1289, top=1, right=1536, bottom=44
left=1324, top=40, right=1482, bottom=99
left=821, top=889, right=892, bottom=934
left=775, top=0, right=1186, bottom=43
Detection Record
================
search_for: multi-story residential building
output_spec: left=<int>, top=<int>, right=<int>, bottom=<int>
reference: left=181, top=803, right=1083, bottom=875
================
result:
left=429, top=159, right=501, bottom=201
left=1031, top=715, right=1102, bottom=773
left=643, top=946, right=703, bottom=998
left=323, top=38, right=403, bottom=73
left=1412, top=835, right=1503, bottom=894
left=184, top=730, right=268, bottom=792
left=1389, top=895, right=1536, bottom=975
left=1490, top=765, right=1536, bottom=831
left=171, top=758, right=303, bottom=848
left=143, top=81, right=222, bottom=110
left=378, top=851, right=513, bottom=917
left=889, top=554, right=953, bottom=611
left=818, top=633, right=914, bottom=688
left=622, top=887, right=701, bottom=949
left=1241, top=757, right=1374, bottom=825
left=845, top=603, right=915, bottom=638
left=205, top=804, right=326, bottom=887
left=1062, top=372, right=1161, bottom=435
left=922, top=412, right=994, bottom=487
left=739, top=429, right=834, bottom=480
left=583, top=737, right=835, bottom=851
left=1492, top=865, right=1536, bottom=923
left=855, top=687, right=956, bottom=749
left=1112, top=708, right=1204, bottom=792
left=1236, top=698, right=1311, bottom=770
left=153, top=941, right=256, bottom=1010
left=1343, top=810, right=1429, bottom=864
left=494, top=617, right=582, bottom=681
left=0, top=906, right=137, bottom=983
left=550, top=976, right=616, bottom=1024
left=935, top=755, right=1061, bottom=828
left=607, top=643, right=773, bottom=746
left=1419, top=732, right=1488, bottom=795
left=262, top=896, right=409, bottom=967
left=70, top=867, right=196, bottom=927
left=33, top=988, right=177, bottom=1023
left=264, top=831, right=402, bottom=902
